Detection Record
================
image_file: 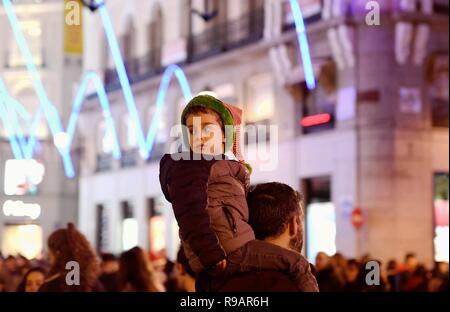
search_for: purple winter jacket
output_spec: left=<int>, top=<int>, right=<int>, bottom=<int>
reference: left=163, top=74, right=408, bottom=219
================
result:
left=159, top=152, right=255, bottom=273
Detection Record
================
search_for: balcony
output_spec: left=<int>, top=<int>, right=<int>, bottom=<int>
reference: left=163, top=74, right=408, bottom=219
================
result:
left=104, top=48, right=163, bottom=91
left=188, top=7, right=264, bottom=63
left=96, top=153, right=113, bottom=172
left=101, top=8, right=265, bottom=92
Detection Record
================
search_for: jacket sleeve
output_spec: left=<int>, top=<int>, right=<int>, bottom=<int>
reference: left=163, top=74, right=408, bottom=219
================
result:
left=166, top=158, right=226, bottom=268
left=159, top=154, right=173, bottom=203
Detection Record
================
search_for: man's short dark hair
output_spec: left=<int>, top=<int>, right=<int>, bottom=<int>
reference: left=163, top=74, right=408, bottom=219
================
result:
left=248, top=182, right=304, bottom=240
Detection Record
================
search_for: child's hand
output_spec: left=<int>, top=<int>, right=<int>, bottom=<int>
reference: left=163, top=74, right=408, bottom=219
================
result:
left=214, top=259, right=227, bottom=271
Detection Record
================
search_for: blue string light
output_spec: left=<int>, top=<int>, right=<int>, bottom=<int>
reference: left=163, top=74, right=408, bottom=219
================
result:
left=0, top=0, right=314, bottom=178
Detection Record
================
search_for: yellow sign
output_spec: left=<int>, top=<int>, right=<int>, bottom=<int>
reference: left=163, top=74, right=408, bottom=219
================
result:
left=64, top=0, right=83, bottom=55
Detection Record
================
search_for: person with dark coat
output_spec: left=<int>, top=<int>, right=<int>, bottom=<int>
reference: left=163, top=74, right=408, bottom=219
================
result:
left=314, top=252, right=344, bottom=292
left=160, top=95, right=317, bottom=291
left=342, top=259, right=363, bottom=292
left=196, top=182, right=319, bottom=292
left=98, top=253, right=119, bottom=292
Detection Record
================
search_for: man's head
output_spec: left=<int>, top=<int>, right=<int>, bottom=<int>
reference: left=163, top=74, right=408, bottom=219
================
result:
left=181, top=95, right=242, bottom=157
left=405, top=252, right=418, bottom=271
left=248, top=182, right=304, bottom=252
left=100, top=253, right=119, bottom=274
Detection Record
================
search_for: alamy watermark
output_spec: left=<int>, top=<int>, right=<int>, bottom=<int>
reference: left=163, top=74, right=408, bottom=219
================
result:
left=366, top=1, right=381, bottom=26
left=365, top=260, right=381, bottom=286
left=167, top=120, right=279, bottom=172
left=65, top=1, right=81, bottom=26
left=65, top=260, right=80, bottom=286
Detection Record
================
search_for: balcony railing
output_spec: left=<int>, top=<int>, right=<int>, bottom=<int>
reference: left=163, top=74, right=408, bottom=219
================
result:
left=120, top=148, right=139, bottom=168
left=3, top=50, right=46, bottom=69
left=96, top=153, right=113, bottom=172
left=102, top=8, right=264, bottom=91
left=104, top=48, right=162, bottom=91
left=188, top=7, right=264, bottom=62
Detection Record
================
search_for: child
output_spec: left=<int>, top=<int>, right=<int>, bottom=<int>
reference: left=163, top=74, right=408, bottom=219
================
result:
left=159, top=95, right=318, bottom=291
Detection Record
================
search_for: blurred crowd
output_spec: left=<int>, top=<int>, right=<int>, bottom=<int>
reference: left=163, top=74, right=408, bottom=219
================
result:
left=313, top=252, right=448, bottom=292
left=0, top=224, right=448, bottom=292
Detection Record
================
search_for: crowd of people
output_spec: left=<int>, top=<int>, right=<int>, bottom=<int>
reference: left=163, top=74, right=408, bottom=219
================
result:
left=313, top=252, right=448, bottom=292
left=0, top=227, right=447, bottom=292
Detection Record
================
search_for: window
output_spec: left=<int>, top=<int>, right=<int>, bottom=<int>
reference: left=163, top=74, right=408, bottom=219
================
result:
left=434, top=0, right=449, bottom=15
left=120, top=114, right=139, bottom=150
left=121, top=18, right=136, bottom=61
left=426, top=53, right=449, bottom=128
left=245, top=74, right=274, bottom=144
left=148, top=4, right=163, bottom=70
left=147, top=195, right=179, bottom=261
left=8, top=20, right=43, bottom=68
left=282, top=0, right=321, bottom=31
left=121, top=201, right=138, bottom=251
left=4, top=159, right=45, bottom=196
left=245, top=74, right=274, bottom=124
left=301, top=61, right=337, bottom=134
left=120, top=115, right=139, bottom=168
left=96, top=121, right=114, bottom=172
left=206, top=0, right=227, bottom=29
left=98, top=121, right=115, bottom=155
left=96, top=204, right=108, bottom=252
left=302, top=176, right=336, bottom=263
left=120, top=17, right=137, bottom=77
left=147, top=104, right=169, bottom=161
left=147, top=197, right=166, bottom=254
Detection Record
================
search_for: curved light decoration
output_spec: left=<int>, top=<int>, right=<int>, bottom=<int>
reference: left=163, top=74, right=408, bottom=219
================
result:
left=289, top=0, right=316, bottom=90
left=0, top=0, right=314, bottom=178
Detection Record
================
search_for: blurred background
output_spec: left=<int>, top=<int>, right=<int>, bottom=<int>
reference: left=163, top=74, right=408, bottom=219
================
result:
left=0, top=0, right=448, bottom=284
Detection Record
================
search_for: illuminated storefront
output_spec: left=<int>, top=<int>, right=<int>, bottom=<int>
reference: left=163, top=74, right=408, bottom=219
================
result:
left=434, top=173, right=449, bottom=263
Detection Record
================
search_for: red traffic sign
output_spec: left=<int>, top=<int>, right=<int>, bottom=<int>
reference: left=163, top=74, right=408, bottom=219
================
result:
left=351, top=207, right=364, bottom=229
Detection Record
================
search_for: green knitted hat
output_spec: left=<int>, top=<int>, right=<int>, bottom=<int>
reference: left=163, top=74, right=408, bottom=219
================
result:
left=181, top=95, right=235, bottom=153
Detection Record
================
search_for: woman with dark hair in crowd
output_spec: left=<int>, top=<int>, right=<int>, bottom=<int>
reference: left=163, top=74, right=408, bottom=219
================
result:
left=39, top=223, right=104, bottom=292
left=342, top=259, right=363, bottom=292
left=117, top=246, right=162, bottom=292
left=16, top=267, right=46, bottom=292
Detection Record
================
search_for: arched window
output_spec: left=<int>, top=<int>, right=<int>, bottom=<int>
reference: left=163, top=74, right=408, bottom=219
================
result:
left=97, top=121, right=114, bottom=155
left=120, top=17, right=136, bottom=63
left=101, top=33, right=110, bottom=70
left=121, top=114, right=139, bottom=150
left=148, top=3, right=163, bottom=70
left=248, top=0, right=264, bottom=35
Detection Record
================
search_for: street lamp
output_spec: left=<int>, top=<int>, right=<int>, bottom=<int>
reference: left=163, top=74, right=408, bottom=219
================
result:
left=81, top=0, right=104, bottom=12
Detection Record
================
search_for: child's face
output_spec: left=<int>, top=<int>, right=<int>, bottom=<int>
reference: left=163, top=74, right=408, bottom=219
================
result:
left=186, top=111, right=225, bottom=155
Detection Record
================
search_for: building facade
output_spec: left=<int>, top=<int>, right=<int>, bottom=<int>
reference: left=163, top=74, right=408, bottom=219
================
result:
left=78, top=0, right=449, bottom=265
left=0, top=0, right=81, bottom=259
